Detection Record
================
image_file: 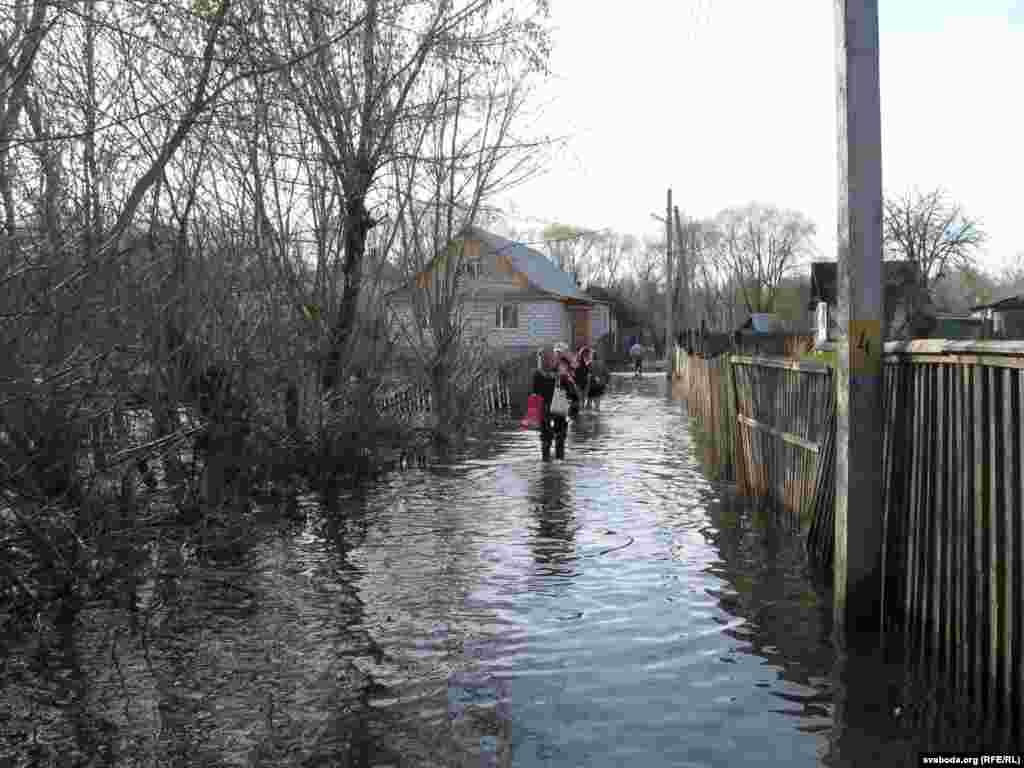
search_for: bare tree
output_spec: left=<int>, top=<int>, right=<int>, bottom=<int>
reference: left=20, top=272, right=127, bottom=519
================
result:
left=541, top=223, right=605, bottom=286
left=884, top=187, right=986, bottom=296
left=280, top=0, right=550, bottom=391
left=389, top=28, right=545, bottom=439
left=711, top=203, right=815, bottom=315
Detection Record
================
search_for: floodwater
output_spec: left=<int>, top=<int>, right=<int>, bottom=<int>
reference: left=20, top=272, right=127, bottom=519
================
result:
left=0, top=374, right=1009, bottom=766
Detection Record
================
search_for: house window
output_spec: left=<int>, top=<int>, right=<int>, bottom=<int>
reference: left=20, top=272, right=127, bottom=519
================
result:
left=495, top=303, right=519, bottom=329
left=458, top=260, right=481, bottom=280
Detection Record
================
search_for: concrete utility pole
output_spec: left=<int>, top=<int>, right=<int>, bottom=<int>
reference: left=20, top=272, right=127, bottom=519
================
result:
left=834, top=0, right=885, bottom=639
left=665, top=188, right=673, bottom=375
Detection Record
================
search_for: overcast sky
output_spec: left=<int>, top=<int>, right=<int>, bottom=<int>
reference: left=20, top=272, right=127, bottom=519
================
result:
left=498, top=0, right=1023, bottom=274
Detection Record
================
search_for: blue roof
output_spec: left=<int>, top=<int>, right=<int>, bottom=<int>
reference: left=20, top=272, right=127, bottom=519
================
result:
left=464, top=225, right=591, bottom=302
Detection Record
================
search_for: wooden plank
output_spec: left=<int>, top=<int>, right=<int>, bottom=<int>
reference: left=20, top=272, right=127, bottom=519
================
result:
left=954, top=363, right=966, bottom=700
left=884, top=339, right=1024, bottom=356
left=1001, top=367, right=1014, bottom=726
left=730, top=354, right=832, bottom=374
left=736, top=414, right=821, bottom=454
left=972, top=364, right=986, bottom=713
left=883, top=353, right=1024, bottom=370
left=941, top=364, right=953, bottom=682
left=923, top=364, right=937, bottom=662
left=906, top=365, right=922, bottom=654
left=879, top=364, right=893, bottom=631
left=988, top=365, right=1000, bottom=722
left=1017, top=370, right=1024, bottom=734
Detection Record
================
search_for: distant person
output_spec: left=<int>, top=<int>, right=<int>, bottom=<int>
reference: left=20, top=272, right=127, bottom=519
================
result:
left=630, top=341, right=644, bottom=377
left=532, top=346, right=579, bottom=460
left=586, top=349, right=608, bottom=409
left=574, top=345, right=592, bottom=408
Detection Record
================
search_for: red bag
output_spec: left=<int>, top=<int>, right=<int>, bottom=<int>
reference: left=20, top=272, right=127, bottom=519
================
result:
left=521, top=394, right=544, bottom=428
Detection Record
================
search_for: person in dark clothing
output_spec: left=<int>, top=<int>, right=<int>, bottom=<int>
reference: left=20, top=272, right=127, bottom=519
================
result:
left=574, top=345, right=597, bottom=409
left=584, top=348, right=608, bottom=409
left=630, top=341, right=644, bottom=377
left=573, top=345, right=590, bottom=403
left=531, top=348, right=579, bottom=460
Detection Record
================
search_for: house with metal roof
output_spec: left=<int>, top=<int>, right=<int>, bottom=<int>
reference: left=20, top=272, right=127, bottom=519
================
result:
left=390, top=225, right=599, bottom=355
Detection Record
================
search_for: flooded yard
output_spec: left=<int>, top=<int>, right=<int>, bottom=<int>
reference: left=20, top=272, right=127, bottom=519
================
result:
left=0, top=374, right=996, bottom=766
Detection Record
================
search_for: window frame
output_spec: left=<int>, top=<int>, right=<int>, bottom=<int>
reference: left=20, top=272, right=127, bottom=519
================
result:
left=458, top=260, right=482, bottom=280
left=494, top=303, right=519, bottom=329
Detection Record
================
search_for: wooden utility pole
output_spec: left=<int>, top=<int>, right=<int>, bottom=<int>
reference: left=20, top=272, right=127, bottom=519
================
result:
left=673, top=206, right=691, bottom=334
left=834, top=0, right=885, bottom=639
left=665, top=188, right=673, bottom=374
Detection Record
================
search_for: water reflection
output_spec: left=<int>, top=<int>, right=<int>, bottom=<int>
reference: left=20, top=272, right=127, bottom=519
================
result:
left=3, top=375, right=1019, bottom=766
left=527, top=464, right=578, bottom=579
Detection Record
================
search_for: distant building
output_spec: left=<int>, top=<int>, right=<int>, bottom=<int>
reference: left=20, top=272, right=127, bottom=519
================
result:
left=931, top=313, right=984, bottom=340
left=391, top=225, right=598, bottom=356
left=970, top=295, right=1024, bottom=338
left=808, top=260, right=929, bottom=340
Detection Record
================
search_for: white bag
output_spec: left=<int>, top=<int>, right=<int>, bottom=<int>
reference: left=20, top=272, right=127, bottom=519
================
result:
left=549, top=384, right=569, bottom=417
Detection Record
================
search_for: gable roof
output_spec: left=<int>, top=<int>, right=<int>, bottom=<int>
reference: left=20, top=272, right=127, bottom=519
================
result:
left=462, top=225, right=591, bottom=302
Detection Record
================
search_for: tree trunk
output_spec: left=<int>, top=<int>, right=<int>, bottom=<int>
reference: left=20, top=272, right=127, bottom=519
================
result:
left=323, top=190, right=372, bottom=391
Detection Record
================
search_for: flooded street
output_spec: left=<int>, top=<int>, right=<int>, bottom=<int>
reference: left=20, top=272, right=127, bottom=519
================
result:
left=2, top=374, right=955, bottom=766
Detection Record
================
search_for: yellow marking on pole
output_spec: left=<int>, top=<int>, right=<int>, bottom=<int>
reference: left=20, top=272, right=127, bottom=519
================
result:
left=849, top=319, right=882, bottom=375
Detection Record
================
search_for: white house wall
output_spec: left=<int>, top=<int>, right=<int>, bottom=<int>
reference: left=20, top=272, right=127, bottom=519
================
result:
left=390, top=296, right=571, bottom=351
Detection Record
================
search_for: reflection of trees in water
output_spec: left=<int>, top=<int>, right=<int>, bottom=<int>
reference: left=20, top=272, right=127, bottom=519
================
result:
left=527, top=466, right=578, bottom=578
left=0, top=483, right=414, bottom=767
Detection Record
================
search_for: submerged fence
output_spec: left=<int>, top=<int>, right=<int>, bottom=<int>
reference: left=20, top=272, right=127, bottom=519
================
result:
left=731, top=356, right=833, bottom=531
left=674, top=340, right=1024, bottom=737
left=674, top=351, right=735, bottom=482
left=375, top=366, right=517, bottom=422
left=879, top=340, right=1024, bottom=735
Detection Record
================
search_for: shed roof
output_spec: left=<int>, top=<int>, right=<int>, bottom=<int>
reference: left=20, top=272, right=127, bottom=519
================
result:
left=970, top=294, right=1024, bottom=312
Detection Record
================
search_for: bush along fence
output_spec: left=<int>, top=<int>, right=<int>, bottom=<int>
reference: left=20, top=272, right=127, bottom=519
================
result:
left=673, top=339, right=1024, bottom=741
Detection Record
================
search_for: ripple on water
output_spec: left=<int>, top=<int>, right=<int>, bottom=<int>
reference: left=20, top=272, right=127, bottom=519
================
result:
left=1, top=376, right=985, bottom=766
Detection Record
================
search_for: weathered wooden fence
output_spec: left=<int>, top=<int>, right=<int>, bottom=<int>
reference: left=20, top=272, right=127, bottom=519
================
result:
left=732, top=356, right=834, bottom=531
left=674, top=339, right=1024, bottom=737
left=674, top=351, right=736, bottom=481
left=878, top=340, right=1024, bottom=736
left=374, top=369, right=514, bottom=421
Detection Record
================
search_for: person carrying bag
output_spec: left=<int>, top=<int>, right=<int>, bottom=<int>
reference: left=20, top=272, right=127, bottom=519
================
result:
left=531, top=346, right=579, bottom=460
left=549, top=380, right=570, bottom=417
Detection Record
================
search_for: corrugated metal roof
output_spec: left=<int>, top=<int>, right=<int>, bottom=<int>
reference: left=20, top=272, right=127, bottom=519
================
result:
left=464, top=225, right=592, bottom=303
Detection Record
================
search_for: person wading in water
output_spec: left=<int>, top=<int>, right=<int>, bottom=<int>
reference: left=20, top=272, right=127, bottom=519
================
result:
left=532, top=346, right=580, bottom=460
left=630, top=340, right=644, bottom=377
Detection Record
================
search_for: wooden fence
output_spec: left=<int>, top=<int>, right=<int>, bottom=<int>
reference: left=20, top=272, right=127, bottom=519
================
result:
left=674, top=339, right=1024, bottom=737
left=732, top=356, right=833, bottom=531
left=674, top=351, right=736, bottom=482
left=878, top=340, right=1024, bottom=735
left=375, top=368, right=515, bottom=422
